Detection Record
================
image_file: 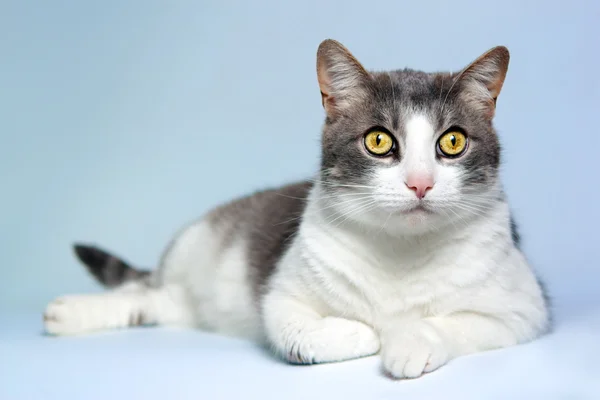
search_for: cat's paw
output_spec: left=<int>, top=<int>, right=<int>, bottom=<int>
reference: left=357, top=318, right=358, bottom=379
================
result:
left=381, top=321, right=449, bottom=379
left=285, top=317, right=380, bottom=364
left=43, top=295, right=104, bottom=336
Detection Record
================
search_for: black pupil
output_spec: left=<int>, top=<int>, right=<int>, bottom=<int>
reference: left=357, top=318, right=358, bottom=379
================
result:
left=450, top=135, right=456, bottom=147
left=376, top=135, right=382, bottom=145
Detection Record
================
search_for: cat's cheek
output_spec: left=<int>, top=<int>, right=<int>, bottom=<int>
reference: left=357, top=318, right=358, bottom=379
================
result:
left=429, top=164, right=462, bottom=196
left=381, top=320, right=450, bottom=379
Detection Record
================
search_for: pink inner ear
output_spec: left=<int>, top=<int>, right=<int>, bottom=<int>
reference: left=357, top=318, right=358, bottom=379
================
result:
left=317, top=63, right=338, bottom=114
left=459, top=47, right=509, bottom=108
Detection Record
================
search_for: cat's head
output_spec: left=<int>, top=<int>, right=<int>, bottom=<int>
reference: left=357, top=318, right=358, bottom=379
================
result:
left=315, top=39, right=509, bottom=235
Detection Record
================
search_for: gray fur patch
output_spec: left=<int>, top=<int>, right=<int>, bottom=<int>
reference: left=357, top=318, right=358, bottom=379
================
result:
left=319, top=68, right=501, bottom=196
left=205, top=181, right=313, bottom=299
left=195, top=44, right=514, bottom=303
left=73, top=244, right=151, bottom=288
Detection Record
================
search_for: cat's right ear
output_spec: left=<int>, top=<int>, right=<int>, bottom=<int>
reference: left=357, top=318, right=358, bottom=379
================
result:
left=317, top=39, right=370, bottom=117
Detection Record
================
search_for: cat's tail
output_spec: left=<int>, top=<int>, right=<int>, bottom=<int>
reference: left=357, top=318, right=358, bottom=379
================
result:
left=73, top=243, right=152, bottom=288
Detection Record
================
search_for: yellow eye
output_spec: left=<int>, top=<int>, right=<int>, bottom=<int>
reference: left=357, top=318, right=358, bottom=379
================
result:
left=438, top=131, right=468, bottom=157
left=364, top=131, right=394, bottom=155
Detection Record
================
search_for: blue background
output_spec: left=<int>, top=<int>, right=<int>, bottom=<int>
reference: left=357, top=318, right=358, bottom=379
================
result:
left=1, top=1, right=599, bottom=398
left=2, top=0, right=598, bottom=312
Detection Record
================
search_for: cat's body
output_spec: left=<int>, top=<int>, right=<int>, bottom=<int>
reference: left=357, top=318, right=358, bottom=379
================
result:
left=44, top=40, right=550, bottom=379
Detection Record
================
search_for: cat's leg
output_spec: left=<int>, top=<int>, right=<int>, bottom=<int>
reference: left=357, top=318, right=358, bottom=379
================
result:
left=380, top=312, right=539, bottom=379
left=262, top=290, right=380, bottom=364
left=43, top=282, right=194, bottom=336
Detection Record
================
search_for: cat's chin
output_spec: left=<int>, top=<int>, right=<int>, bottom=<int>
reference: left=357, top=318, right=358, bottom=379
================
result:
left=378, top=201, right=437, bottom=219
left=400, top=204, right=434, bottom=215
left=346, top=205, right=444, bottom=236
left=396, top=207, right=439, bottom=228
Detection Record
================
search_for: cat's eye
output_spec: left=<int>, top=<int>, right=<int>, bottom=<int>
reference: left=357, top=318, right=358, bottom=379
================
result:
left=364, top=130, right=394, bottom=156
left=437, top=130, right=468, bottom=157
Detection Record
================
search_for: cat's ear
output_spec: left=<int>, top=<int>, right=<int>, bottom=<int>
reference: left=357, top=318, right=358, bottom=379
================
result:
left=317, top=39, right=371, bottom=117
left=457, top=46, right=510, bottom=119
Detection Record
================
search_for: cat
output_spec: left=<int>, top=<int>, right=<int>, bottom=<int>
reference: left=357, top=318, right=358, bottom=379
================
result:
left=44, top=39, right=550, bottom=379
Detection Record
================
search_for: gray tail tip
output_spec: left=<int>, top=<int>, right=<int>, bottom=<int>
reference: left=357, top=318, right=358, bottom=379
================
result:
left=72, top=242, right=130, bottom=287
left=73, top=243, right=111, bottom=269
left=72, top=242, right=150, bottom=287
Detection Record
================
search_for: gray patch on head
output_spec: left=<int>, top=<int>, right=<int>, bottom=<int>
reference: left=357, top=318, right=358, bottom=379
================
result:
left=195, top=48, right=510, bottom=305
left=319, top=68, right=502, bottom=197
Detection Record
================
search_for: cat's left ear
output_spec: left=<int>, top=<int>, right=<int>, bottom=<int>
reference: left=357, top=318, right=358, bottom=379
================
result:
left=317, top=39, right=371, bottom=118
left=457, top=46, right=510, bottom=119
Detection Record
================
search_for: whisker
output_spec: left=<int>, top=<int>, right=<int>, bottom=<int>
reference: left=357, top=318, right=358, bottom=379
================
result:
left=332, top=202, right=379, bottom=229
left=273, top=193, right=309, bottom=201
left=274, top=195, right=378, bottom=227
left=451, top=204, right=488, bottom=218
left=310, top=178, right=378, bottom=190
left=272, top=213, right=305, bottom=226
left=377, top=211, right=393, bottom=235
left=326, top=200, right=377, bottom=227
left=316, top=192, right=376, bottom=200
left=455, top=200, right=492, bottom=213
left=439, top=207, right=462, bottom=230
left=316, top=196, right=375, bottom=215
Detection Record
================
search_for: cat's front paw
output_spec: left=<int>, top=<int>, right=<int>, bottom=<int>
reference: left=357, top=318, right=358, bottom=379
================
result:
left=381, top=321, right=449, bottom=379
left=44, top=296, right=89, bottom=336
left=43, top=295, right=113, bottom=336
left=285, top=317, right=381, bottom=364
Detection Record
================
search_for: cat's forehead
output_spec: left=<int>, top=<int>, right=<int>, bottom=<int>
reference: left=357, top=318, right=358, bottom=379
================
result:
left=373, top=69, right=441, bottom=99
left=382, top=69, right=435, bottom=87
left=366, top=69, right=451, bottom=131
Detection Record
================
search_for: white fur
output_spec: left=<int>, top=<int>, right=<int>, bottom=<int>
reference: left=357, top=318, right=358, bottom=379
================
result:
left=159, top=221, right=262, bottom=340
left=326, top=115, right=497, bottom=236
left=45, top=221, right=262, bottom=340
left=261, top=114, right=548, bottom=377
left=44, top=282, right=192, bottom=335
left=262, top=186, right=547, bottom=377
left=371, top=115, right=481, bottom=220
left=44, top=117, right=548, bottom=378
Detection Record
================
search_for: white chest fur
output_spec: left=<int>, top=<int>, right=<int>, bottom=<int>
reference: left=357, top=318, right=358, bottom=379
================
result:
left=276, top=200, right=514, bottom=332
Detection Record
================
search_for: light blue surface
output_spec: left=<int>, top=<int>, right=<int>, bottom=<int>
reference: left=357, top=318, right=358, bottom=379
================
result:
left=1, top=0, right=598, bottom=398
left=2, top=299, right=600, bottom=399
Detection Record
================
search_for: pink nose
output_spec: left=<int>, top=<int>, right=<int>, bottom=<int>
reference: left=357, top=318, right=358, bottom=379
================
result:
left=405, top=174, right=434, bottom=199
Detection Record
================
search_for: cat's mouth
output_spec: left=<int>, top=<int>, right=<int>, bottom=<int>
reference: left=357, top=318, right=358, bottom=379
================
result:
left=402, top=203, right=433, bottom=215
